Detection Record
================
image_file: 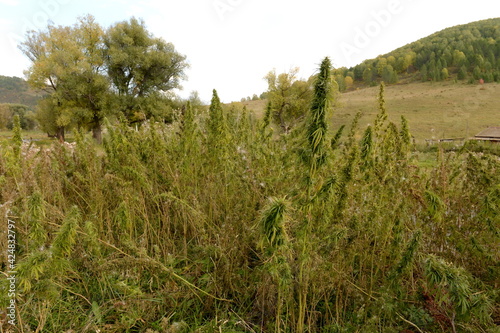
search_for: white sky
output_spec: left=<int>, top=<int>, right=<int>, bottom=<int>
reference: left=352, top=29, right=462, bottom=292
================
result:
left=0, top=0, right=499, bottom=103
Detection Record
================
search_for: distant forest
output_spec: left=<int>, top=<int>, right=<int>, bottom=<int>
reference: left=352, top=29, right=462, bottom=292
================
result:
left=333, top=18, right=500, bottom=90
left=0, top=75, right=42, bottom=108
left=0, top=76, right=41, bottom=130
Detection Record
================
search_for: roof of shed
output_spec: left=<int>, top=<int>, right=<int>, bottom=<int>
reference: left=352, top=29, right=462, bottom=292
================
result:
left=475, top=127, right=500, bottom=138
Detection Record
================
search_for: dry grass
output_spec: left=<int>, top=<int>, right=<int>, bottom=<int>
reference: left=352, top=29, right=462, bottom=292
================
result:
left=334, top=81, right=500, bottom=143
left=243, top=81, right=500, bottom=144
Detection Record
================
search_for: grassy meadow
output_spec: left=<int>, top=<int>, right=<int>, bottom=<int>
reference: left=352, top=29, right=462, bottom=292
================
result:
left=244, top=81, right=500, bottom=144
left=337, top=81, right=500, bottom=143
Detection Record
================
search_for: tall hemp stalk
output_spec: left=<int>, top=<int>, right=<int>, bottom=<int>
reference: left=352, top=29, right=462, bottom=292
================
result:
left=180, top=101, right=197, bottom=155
left=374, top=82, right=387, bottom=136
left=369, top=82, right=389, bottom=181
left=260, top=101, right=273, bottom=142
left=306, top=57, right=332, bottom=182
left=259, top=197, right=292, bottom=333
left=205, top=89, right=231, bottom=224
left=12, top=114, right=22, bottom=160
left=207, top=89, right=228, bottom=155
left=297, top=57, right=332, bottom=333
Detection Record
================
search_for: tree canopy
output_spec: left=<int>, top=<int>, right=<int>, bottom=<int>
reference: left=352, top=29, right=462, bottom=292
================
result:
left=20, top=15, right=188, bottom=141
left=0, top=103, right=36, bottom=130
left=104, top=17, right=188, bottom=122
left=264, top=68, right=313, bottom=133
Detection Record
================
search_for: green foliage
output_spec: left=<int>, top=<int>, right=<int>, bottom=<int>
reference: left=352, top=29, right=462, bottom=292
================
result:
left=400, top=115, right=412, bottom=149
left=20, top=15, right=111, bottom=141
left=374, top=82, right=388, bottom=136
left=351, top=18, right=500, bottom=85
left=52, top=206, right=80, bottom=258
left=0, top=103, right=36, bottom=130
left=104, top=17, right=188, bottom=123
left=423, top=254, right=494, bottom=326
left=424, top=188, right=445, bottom=226
left=0, top=75, right=27, bottom=92
left=11, top=114, right=22, bottom=158
left=2, top=57, right=499, bottom=333
left=382, top=65, right=398, bottom=84
left=259, top=197, right=289, bottom=253
left=262, top=101, right=272, bottom=131
left=390, top=230, right=421, bottom=279
left=258, top=197, right=293, bottom=333
left=207, top=89, right=230, bottom=153
left=17, top=250, right=53, bottom=292
left=265, top=67, right=313, bottom=132
left=330, top=124, right=345, bottom=150
left=360, top=125, right=373, bottom=165
left=306, top=57, right=333, bottom=172
left=179, top=101, right=197, bottom=153
left=34, top=97, right=63, bottom=138
left=20, top=15, right=188, bottom=141
left=25, top=192, right=48, bottom=248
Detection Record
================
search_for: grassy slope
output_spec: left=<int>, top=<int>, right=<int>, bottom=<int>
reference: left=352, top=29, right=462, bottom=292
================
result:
left=0, top=76, right=43, bottom=108
left=244, top=81, right=500, bottom=144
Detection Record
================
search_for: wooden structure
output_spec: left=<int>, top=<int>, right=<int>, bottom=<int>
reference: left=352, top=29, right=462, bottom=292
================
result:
left=473, top=127, right=500, bottom=143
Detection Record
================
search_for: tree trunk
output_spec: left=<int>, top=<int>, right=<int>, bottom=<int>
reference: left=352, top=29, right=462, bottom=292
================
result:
left=278, top=112, right=288, bottom=133
left=56, top=127, right=65, bottom=143
left=92, top=122, right=102, bottom=144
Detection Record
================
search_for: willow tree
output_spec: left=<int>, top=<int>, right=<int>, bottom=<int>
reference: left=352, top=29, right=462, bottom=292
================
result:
left=104, top=17, right=188, bottom=123
left=20, top=15, right=188, bottom=141
left=20, top=15, right=110, bottom=142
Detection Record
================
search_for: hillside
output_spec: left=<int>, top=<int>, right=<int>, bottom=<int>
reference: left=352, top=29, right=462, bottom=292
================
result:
left=243, top=81, right=500, bottom=143
left=334, top=18, right=500, bottom=89
left=336, top=81, right=500, bottom=143
left=0, top=75, right=43, bottom=108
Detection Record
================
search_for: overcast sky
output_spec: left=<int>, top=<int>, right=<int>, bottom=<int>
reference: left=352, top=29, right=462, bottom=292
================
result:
left=0, top=0, right=498, bottom=103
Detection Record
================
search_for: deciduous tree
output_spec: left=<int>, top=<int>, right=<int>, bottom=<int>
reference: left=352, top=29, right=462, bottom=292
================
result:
left=265, top=68, right=312, bottom=133
left=20, top=15, right=188, bottom=141
left=20, top=15, right=110, bottom=142
left=104, top=17, right=188, bottom=123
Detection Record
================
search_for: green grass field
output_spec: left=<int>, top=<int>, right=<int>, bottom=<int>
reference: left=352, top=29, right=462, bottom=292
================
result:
left=0, top=130, right=50, bottom=145
left=0, top=130, right=75, bottom=146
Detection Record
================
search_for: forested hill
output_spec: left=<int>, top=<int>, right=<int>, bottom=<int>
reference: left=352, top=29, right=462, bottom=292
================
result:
left=339, top=18, right=500, bottom=88
left=0, top=75, right=43, bottom=108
